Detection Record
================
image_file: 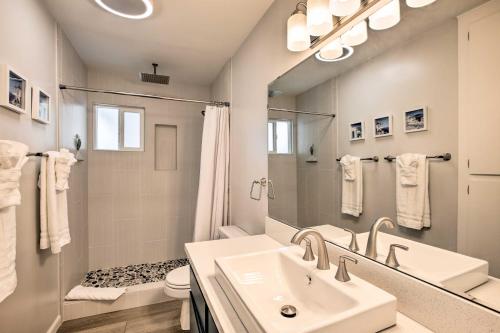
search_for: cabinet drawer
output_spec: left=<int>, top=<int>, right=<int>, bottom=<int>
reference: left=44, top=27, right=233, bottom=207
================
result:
left=190, top=267, right=207, bottom=329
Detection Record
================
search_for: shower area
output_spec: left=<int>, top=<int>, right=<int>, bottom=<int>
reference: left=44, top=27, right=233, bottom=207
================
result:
left=62, top=69, right=213, bottom=320
left=267, top=79, right=338, bottom=229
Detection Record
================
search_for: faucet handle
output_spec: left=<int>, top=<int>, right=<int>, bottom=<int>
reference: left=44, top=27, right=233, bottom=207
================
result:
left=385, top=244, right=409, bottom=268
left=302, top=237, right=315, bottom=261
left=343, top=228, right=359, bottom=252
left=335, top=255, right=358, bottom=282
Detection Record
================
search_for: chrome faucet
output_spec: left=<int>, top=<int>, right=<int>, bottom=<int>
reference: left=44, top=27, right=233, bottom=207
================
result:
left=291, top=229, right=330, bottom=270
left=365, top=217, right=395, bottom=259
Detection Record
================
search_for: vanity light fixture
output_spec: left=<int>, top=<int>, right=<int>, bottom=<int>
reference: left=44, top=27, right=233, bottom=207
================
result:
left=287, top=2, right=310, bottom=52
left=307, top=0, right=333, bottom=36
left=330, top=0, right=361, bottom=17
left=315, top=39, right=354, bottom=62
left=94, top=0, right=153, bottom=20
left=368, top=0, right=400, bottom=30
left=406, top=0, right=437, bottom=8
left=341, top=19, right=368, bottom=46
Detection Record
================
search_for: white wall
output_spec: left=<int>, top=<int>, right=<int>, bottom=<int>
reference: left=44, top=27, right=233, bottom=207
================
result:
left=336, top=20, right=458, bottom=250
left=211, top=0, right=318, bottom=234
left=0, top=1, right=88, bottom=332
left=87, top=70, right=209, bottom=269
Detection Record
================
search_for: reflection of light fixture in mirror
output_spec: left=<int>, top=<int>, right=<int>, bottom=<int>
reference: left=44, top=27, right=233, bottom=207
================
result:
left=316, top=43, right=354, bottom=62
left=287, top=2, right=310, bottom=51
left=369, top=0, right=400, bottom=30
left=341, top=20, right=367, bottom=46
left=307, top=0, right=333, bottom=36
left=406, top=0, right=437, bottom=8
left=94, top=0, right=153, bottom=19
left=329, top=0, right=361, bottom=17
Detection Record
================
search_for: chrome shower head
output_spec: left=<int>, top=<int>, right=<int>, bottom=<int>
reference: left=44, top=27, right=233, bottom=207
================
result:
left=141, top=63, right=170, bottom=85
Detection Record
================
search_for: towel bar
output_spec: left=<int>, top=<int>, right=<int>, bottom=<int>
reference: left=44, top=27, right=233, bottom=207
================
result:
left=384, top=153, right=452, bottom=162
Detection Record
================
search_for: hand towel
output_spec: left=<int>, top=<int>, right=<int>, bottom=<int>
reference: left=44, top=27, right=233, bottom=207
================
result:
left=340, top=155, right=363, bottom=217
left=65, top=285, right=127, bottom=301
left=40, top=149, right=76, bottom=254
left=0, top=140, right=29, bottom=303
left=396, top=153, right=430, bottom=230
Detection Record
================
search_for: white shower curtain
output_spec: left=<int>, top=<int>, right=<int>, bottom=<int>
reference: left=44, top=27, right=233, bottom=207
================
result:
left=193, top=105, right=230, bottom=241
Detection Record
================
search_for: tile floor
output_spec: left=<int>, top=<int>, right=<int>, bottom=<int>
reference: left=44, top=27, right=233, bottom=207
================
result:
left=58, top=301, right=186, bottom=333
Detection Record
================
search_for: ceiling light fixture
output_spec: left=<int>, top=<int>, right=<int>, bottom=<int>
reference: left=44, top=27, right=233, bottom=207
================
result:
left=330, top=0, right=361, bottom=17
left=307, top=0, right=334, bottom=36
left=341, top=20, right=368, bottom=46
left=368, top=0, right=400, bottom=30
left=406, top=0, right=437, bottom=8
left=287, top=2, right=310, bottom=52
left=315, top=44, right=354, bottom=62
left=94, top=0, right=153, bottom=20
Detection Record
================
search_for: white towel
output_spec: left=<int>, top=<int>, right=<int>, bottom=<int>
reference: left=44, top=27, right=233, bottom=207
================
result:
left=65, top=285, right=127, bottom=301
left=396, top=154, right=430, bottom=230
left=39, top=149, right=76, bottom=254
left=0, top=140, right=29, bottom=303
left=340, top=155, right=363, bottom=217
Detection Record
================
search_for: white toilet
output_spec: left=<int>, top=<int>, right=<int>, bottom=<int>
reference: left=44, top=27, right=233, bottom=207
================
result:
left=164, top=225, right=249, bottom=330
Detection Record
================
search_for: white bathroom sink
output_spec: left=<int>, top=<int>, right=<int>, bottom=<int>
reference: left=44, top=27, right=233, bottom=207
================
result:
left=334, top=232, right=489, bottom=292
left=214, top=246, right=396, bottom=333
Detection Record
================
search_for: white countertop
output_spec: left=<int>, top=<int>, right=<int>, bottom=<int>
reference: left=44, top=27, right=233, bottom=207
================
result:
left=185, top=235, right=433, bottom=333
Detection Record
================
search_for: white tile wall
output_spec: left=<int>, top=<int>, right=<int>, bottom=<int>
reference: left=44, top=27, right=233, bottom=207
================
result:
left=87, top=70, right=210, bottom=269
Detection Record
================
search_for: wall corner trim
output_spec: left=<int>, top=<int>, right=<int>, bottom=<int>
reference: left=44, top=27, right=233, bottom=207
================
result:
left=46, top=314, right=62, bottom=333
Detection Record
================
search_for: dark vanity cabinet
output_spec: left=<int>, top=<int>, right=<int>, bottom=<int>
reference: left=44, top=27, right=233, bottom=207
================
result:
left=190, top=267, right=219, bottom=333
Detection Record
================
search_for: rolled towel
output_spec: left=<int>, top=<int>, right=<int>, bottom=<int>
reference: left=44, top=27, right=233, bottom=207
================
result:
left=65, top=285, right=127, bottom=301
left=0, top=140, right=29, bottom=303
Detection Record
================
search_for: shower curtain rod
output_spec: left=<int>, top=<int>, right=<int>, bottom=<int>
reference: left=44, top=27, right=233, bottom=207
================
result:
left=59, top=84, right=230, bottom=107
left=268, top=107, right=336, bottom=118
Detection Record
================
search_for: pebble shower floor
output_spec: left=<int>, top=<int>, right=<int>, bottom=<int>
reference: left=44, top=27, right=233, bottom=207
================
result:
left=81, top=259, right=189, bottom=288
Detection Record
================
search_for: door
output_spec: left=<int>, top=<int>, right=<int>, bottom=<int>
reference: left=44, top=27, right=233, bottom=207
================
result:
left=458, top=1, right=500, bottom=277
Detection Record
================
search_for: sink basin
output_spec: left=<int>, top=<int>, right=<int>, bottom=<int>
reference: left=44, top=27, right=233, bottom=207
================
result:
left=334, top=232, right=489, bottom=292
left=215, top=246, right=396, bottom=333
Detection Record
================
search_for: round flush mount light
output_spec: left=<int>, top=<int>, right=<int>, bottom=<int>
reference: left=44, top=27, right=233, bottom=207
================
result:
left=315, top=44, right=354, bottom=62
left=406, top=0, right=437, bottom=8
left=95, top=0, right=153, bottom=20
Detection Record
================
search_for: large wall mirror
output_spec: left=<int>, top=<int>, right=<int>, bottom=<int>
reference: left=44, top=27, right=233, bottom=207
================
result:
left=268, top=0, right=499, bottom=313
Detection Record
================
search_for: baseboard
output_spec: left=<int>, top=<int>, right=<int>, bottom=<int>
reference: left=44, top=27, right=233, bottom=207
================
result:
left=47, top=315, right=61, bottom=333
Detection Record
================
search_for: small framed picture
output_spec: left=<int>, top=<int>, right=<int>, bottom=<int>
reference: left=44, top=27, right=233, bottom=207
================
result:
left=31, top=86, right=50, bottom=124
left=349, top=121, right=365, bottom=141
left=404, top=107, right=428, bottom=133
left=0, top=64, right=29, bottom=114
left=373, top=115, right=393, bottom=138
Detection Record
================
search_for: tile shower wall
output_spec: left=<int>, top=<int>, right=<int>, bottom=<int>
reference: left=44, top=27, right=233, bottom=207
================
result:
left=296, top=79, right=338, bottom=228
left=268, top=95, right=298, bottom=226
left=87, top=71, right=210, bottom=269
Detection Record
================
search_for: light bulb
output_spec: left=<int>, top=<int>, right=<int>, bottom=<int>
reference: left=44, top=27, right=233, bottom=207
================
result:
left=287, top=11, right=310, bottom=52
left=406, top=0, right=437, bottom=8
left=341, top=20, right=367, bottom=46
left=330, top=0, right=361, bottom=17
left=320, top=38, right=343, bottom=60
left=369, top=0, right=400, bottom=30
left=307, top=0, right=333, bottom=36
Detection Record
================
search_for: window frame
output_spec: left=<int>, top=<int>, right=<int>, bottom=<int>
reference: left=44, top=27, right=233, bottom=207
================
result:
left=268, top=118, right=294, bottom=155
left=93, top=103, right=145, bottom=152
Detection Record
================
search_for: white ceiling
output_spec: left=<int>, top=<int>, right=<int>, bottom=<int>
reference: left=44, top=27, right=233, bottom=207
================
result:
left=43, top=0, right=274, bottom=85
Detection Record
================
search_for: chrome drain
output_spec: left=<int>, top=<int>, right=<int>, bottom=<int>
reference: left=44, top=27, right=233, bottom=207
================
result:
left=280, top=305, right=297, bottom=318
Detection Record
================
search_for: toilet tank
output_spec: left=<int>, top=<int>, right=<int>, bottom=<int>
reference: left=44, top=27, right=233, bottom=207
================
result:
left=218, top=226, right=249, bottom=239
